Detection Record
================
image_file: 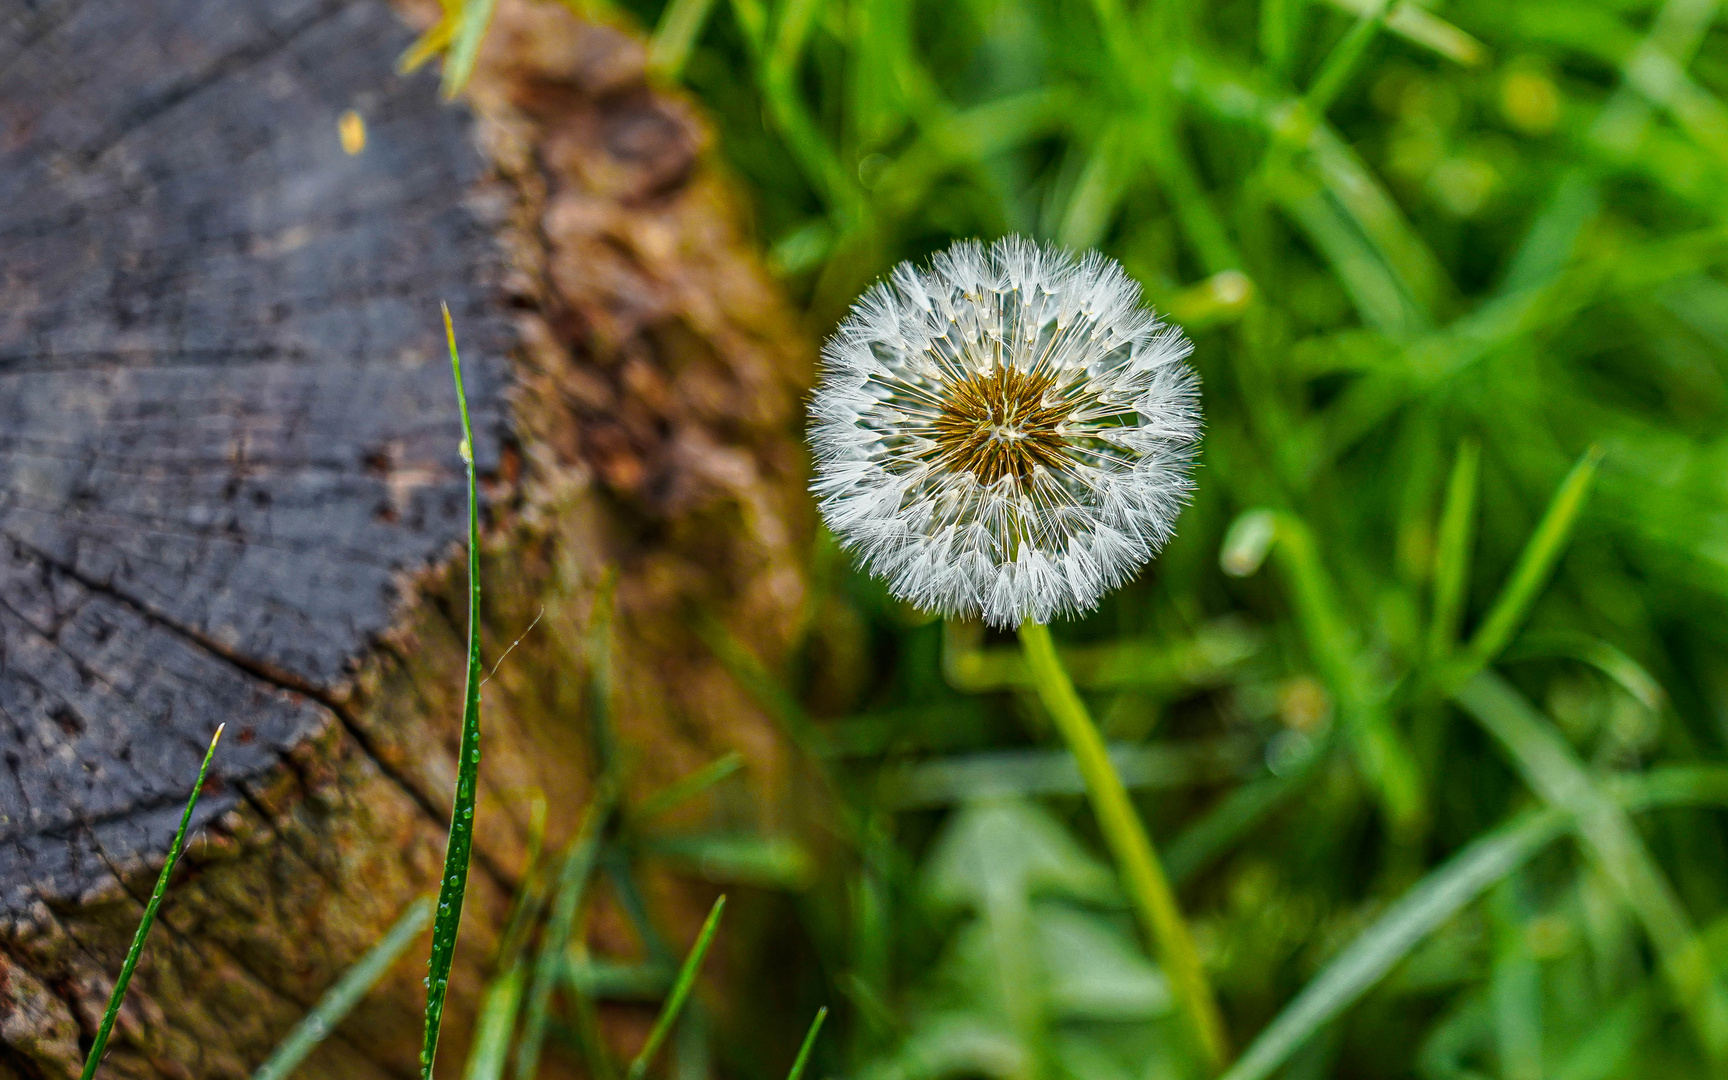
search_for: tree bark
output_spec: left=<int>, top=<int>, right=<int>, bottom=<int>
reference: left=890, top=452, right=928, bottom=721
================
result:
left=0, top=0, right=812, bottom=1076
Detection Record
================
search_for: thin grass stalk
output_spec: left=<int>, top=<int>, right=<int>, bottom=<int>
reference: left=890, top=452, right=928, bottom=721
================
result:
left=1457, top=446, right=1602, bottom=677
left=253, top=897, right=436, bottom=1080
left=625, top=896, right=727, bottom=1080
left=421, top=304, right=486, bottom=1079
left=80, top=725, right=223, bottom=1080
left=515, top=787, right=615, bottom=1080
left=784, top=1007, right=828, bottom=1080
left=1017, top=621, right=1229, bottom=1071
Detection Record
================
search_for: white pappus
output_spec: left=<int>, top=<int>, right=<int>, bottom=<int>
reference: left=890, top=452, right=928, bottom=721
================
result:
left=809, top=236, right=1202, bottom=628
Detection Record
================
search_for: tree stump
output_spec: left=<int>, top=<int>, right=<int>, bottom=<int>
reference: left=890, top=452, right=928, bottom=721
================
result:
left=0, top=0, right=812, bottom=1076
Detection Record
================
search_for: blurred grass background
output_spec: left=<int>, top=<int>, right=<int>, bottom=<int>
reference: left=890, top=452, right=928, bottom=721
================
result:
left=415, top=0, right=1728, bottom=1076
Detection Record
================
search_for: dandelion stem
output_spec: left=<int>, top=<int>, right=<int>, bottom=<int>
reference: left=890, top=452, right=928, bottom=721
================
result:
left=1018, top=620, right=1229, bottom=1071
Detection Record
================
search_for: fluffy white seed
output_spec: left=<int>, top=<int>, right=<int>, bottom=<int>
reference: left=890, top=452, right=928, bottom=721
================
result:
left=808, top=237, right=1202, bottom=627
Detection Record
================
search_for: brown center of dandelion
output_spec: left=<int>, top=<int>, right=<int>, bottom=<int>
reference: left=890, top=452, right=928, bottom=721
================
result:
left=932, top=364, right=1072, bottom=484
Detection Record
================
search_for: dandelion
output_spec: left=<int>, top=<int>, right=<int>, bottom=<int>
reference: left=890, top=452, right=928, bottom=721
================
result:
left=809, top=237, right=1226, bottom=1068
left=809, top=236, right=1201, bottom=628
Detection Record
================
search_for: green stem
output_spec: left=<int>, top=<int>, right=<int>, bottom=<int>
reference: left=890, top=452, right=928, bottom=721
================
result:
left=1018, top=621, right=1229, bottom=1072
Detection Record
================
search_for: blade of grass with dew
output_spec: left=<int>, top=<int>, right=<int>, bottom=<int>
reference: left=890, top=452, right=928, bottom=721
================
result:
left=79, top=725, right=223, bottom=1080
left=1454, top=446, right=1603, bottom=680
left=516, top=785, right=615, bottom=1080
left=421, top=304, right=485, bottom=1080
left=785, top=1007, right=828, bottom=1080
left=463, top=805, right=547, bottom=1080
left=252, top=897, right=435, bottom=1080
left=1454, top=671, right=1728, bottom=1056
left=1488, top=875, right=1544, bottom=1080
left=625, top=895, right=727, bottom=1080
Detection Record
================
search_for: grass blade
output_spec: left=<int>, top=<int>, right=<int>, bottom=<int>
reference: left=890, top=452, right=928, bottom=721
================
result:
left=421, top=304, right=486, bottom=1080
left=1255, top=510, right=1425, bottom=833
left=1304, top=0, right=1391, bottom=115
left=463, top=960, right=527, bottom=1080
left=633, top=753, right=746, bottom=823
left=440, top=0, right=499, bottom=98
left=625, top=895, right=727, bottom=1080
left=79, top=725, right=223, bottom=1080
left=252, top=897, right=435, bottom=1080
left=1165, top=734, right=1328, bottom=885
left=784, top=1007, right=828, bottom=1080
left=516, top=787, right=615, bottom=1080
left=1221, top=757, right=1728, bottom=1080
left=1455, top=671, right=1728, bottom=1056
left=1426, top=438, right=1481, bottom=662
left=648, top=0, right=719, bottom=79
left=1458, top=447, right=1603, bottom=675
left=1220, top=807, right=1569, bottom=1080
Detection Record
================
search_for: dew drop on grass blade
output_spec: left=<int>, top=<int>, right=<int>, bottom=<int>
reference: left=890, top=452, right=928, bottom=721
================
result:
left=80, top=726, right=224, bottom=1080
left=422, top=304, right=486, bottom=1080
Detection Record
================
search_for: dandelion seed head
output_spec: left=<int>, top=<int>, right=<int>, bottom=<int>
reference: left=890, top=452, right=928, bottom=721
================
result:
left=809, top=236, right=1202, bottom=627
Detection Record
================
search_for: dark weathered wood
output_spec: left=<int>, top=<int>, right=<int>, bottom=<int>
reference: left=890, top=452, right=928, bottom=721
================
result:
left=0, top=0, right=813, bottom=1075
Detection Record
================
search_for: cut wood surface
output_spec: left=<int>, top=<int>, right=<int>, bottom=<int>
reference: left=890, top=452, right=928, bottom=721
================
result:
left=0, top=0, right=812, bottom=1075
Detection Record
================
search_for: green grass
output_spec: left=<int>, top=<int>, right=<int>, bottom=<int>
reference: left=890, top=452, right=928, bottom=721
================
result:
left=420, top=304, right=488, bottom=1079
left=79, top=726, right=223, bottom=1080
left=639, top=0, right=1728, bottom=1075
left=390, top=1, right=1728, bottom=1076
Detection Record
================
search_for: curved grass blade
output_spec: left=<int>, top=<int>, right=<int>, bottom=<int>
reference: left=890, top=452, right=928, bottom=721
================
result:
left=785, top=1007, right=828, bottom=1080
left=80, top=725, right=224, bottom=1080
left=253, top=897, right=435, bottom=1080
left=1220, top=807, right=1568, bottom=1080
left=422, top=304, right=486, bottom=1080
left=1262, top=511, right=1425, bottom=833
left=1458, top=446, right=1603, bottom=676
left=625, top=896, right=727, bottom=1080
left=1456, top=671, right=1728, bottom=1056
left=1222, top=759, right=1728, bottom=1080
